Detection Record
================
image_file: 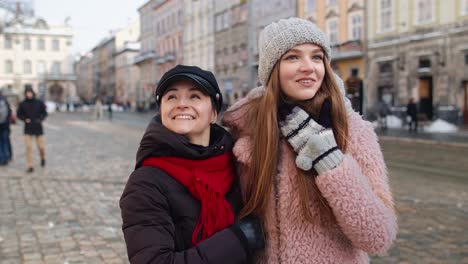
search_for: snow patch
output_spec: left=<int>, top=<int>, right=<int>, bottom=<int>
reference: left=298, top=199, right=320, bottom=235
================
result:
left=424, top=119, right=458, bottom=133
left=387, top=115, right=403, bottom=128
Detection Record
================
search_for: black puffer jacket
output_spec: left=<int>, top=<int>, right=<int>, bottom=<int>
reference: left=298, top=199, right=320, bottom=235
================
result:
left=16, top=96, right=47, bottom=135
left=120, top=116, right=247, bottom=264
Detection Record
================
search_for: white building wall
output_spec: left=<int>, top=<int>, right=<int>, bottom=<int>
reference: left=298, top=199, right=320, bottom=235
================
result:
left=0, top=22, right=74, bottom=97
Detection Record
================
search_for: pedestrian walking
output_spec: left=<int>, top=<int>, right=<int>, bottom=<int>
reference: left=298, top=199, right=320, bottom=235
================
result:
left=406, top=97, right=418, bottom=132
left=16, top=87, right=47, bottom=173
left=223, top=17, right=397, bottom=263
left=378, top=101, right=391, bottom=130
left=0, top=88, right=12, bottom=166
left=94, top=97, right=103, bottom=120
left=107, top=100, right=113, bottom=121
left=120, top=65, right=264, bottom=264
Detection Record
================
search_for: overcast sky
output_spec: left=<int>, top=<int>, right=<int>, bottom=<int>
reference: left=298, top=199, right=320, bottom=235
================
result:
left=35, top=0, right=147, bottom=54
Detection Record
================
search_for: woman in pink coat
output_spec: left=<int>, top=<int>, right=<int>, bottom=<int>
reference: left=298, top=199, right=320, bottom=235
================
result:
left=222, top=17, right=397, bottom=263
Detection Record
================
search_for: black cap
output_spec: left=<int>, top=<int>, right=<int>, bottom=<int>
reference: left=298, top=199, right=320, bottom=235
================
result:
left=155, top=65, right=223, bottom=112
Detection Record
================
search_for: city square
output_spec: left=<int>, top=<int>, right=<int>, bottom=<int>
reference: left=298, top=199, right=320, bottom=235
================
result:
left=0, top=112, right=467, bottom=263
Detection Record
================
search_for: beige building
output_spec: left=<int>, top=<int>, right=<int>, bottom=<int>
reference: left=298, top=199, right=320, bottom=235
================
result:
left=0, top=14, right=76, bottom=104
left=75, top=52, right=94, bottom=103
left=183, top=0, right=215, bottom=73
left=154, top=0, right=184, bottom=79
left=115, top=42, right=140, bottom=108
left=114, top=19, right=140, bottom=107
left=135, top=0, right=158, bottom=110
left=298, top=0, right=366, bottom=113
left=214, top=0, right=249, bottom=106
left=367, top=0, right=468, bottom=124
left=92, top=36, right=116, bottom=103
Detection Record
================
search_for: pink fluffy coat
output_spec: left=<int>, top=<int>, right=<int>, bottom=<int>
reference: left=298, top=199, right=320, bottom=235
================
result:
left=222, top=88, right=397, bottom=264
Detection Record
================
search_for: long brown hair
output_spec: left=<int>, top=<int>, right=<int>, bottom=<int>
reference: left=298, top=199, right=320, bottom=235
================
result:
left=238, top=56, right=349, bottom=221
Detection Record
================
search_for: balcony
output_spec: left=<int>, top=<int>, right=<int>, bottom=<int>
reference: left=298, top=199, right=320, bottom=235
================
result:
left=40, top=73, right=77, bottom=81
left=134, top=51, right=157, bottom=64
left=330, top=40, right=364, bottom=61
left=156, top=56, right=166, bottom=64
left=165, top=52, right=176, bottom=62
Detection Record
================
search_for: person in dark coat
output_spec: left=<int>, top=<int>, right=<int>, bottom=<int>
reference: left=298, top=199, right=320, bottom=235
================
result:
left=119, top=65, right=264, bottom=264
left=16, top=87, right=47, bottom=172
left=0, top=88, right=12, bottom=165
left=406, top=97, right=418, bottom=132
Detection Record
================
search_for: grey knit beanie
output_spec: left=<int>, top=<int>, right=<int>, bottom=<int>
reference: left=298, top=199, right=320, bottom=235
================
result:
left=258, top=17, right=331, bottom=86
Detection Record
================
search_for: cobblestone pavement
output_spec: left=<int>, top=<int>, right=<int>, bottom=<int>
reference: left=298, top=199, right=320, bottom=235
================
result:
left=0, top=113, right=139, bottom=264
left=0, top=112, right=467, bottom=263
left=371, top=139, right=468, bottom=264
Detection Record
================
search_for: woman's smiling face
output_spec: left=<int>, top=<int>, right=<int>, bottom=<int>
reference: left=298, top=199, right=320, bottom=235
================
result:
left=160, top=80, right=217, bottom=146
left=279, top=43, right=325, bottom=101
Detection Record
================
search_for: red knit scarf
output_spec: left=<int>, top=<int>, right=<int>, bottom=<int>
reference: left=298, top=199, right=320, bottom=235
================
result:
left=141, top=152, right=235, bottom=245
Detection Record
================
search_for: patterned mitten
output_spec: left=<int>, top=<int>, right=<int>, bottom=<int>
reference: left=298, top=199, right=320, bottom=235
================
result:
left=279, top=105, right=343, bottom=174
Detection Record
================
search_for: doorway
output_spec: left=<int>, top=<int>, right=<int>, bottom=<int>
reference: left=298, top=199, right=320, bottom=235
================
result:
left=418, top=77, right=433, bottom=120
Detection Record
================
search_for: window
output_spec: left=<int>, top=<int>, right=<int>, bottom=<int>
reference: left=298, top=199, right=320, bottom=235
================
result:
left=380, top=0, right=393, bottom=32
left=307, top=0, right=316, bottom=12
left=349, top=14, right=362, bottom=40
left=465, top=53, right=468, bottom=65
left=216, top=14, right=222, bottom=32
left=464, top=0, right=468, bottom=15
left=326, top=19, right=338, bottom=44
left=5, top=60, right=13, bottom=73
left=38, top=38, right=45, bottom=50
left=23, top=60, right=32, bottom=74
left=4, top=36, right=12, bottom=49
left=37, top=61, right=46, bottom=74
left=418, top=57, right=431, bottom=68
left=24, top=38, right=31, bottom=50
left=232, top=5, right=240, bottom=25
left=52, top=39, right=60, bottom=51
left=240, top=4, right=247, bottom=22
left=223, top=10, right=230, bottom=30
left=52, top=61, right=61, bottom=74
left=379, top=62, right=393, bottom=73
left=416, top=0, right=433, bottom=24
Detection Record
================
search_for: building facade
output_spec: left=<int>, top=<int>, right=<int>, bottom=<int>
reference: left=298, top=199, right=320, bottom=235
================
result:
left=75, top=52, right=94, bottom=103
left=299, top=0, right=366, bottom=114
left=135, top=0, right=158, bottom=110
left=0, top=13, right=76, bottom=104
left=115, top=42, right=140, bottom=109
left=92, top=36, right=116, bottom=104
left=250, top=0, right=296, bottom=87
left=154, top=0, right=184, bottom=80
left=367, top=0, right=468, bottom=123
left=214, top=0, right=249, bottom=106
left=183, top=0, right=215, bottom=73
left=114, top=19, right=140, bottom=107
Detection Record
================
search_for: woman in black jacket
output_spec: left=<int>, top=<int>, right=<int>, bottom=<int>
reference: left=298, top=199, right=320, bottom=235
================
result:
left=120, top=65, right=264, bottom=264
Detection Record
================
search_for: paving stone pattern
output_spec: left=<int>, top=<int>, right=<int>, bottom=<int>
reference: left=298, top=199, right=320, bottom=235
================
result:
left=0, top=112, right=467, bottom=263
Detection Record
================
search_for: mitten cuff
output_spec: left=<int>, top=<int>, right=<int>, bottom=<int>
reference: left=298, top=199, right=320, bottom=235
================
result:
left=314, top=148, right=344, bottom=175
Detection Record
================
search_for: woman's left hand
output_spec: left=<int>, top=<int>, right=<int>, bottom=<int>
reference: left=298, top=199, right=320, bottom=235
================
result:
left=278, top=102, right=343, bottom=174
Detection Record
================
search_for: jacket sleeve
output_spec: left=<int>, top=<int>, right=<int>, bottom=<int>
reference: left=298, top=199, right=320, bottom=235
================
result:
left=315, top=114, right=397, bottom=255
left=120, top=168, right=248, bottom=264
left=16, top=103, right=25, bottom=121
left=39, top=101, right=47, bottom=121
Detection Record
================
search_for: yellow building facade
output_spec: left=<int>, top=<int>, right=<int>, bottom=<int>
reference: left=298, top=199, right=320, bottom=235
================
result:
left=298, top=0, right=366, bottom=113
